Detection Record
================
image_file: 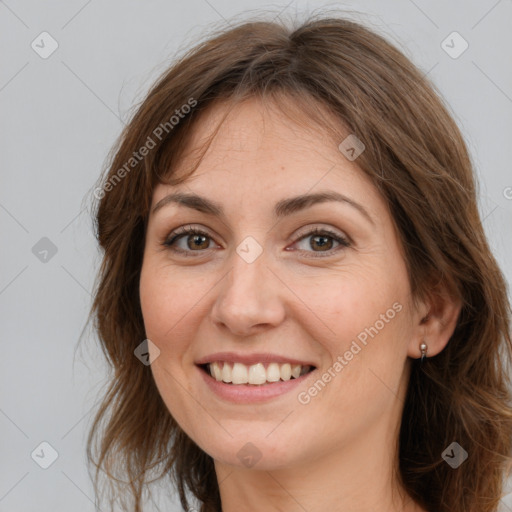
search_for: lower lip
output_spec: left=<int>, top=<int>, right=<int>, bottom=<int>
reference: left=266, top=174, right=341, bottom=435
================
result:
left=197, top=365, right=316, bottom=404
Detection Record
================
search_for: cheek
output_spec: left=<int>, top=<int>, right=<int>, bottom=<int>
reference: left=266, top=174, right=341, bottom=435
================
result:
left=297, top=260, right=412, bottom=390
left=139, top=261, right=190, bottom=341
left=139, top=260, right=218, bottom=363
left=294, top=263, right=401, bottom=338
left=139, top=262, right=207, bottom=429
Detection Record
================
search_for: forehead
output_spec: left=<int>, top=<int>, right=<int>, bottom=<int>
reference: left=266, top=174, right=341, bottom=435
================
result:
left=152, top=97, right=383, bottom=217
left=174, top=96, right=347, bottom=170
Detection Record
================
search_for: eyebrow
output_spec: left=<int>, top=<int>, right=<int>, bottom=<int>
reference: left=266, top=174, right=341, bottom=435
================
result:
left=152, top=190, right=375, bottom=226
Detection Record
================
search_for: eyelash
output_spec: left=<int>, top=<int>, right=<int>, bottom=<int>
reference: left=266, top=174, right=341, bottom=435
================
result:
left=162, top=225, right=351, bottom=258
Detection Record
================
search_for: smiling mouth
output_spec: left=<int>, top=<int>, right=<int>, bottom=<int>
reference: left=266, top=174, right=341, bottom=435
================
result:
left=198, top=361, right=316, bottom=386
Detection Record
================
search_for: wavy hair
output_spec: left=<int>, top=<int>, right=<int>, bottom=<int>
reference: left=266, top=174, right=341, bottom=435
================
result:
left=86, top=11, right=512, bottom=512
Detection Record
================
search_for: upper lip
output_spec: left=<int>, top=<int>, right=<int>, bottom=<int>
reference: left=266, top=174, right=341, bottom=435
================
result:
left=195, top=352, right=317, bottom=367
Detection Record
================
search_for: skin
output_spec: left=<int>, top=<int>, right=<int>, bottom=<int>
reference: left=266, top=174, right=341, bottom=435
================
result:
left=139, top=97, right=461, bottom=512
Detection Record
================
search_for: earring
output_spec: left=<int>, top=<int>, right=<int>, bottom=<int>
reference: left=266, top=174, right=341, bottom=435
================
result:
left=420, top=342, right=428, bottom=363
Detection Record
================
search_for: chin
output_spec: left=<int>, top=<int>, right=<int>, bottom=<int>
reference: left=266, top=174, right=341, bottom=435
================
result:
left=199, top=434, right=304, bottom=471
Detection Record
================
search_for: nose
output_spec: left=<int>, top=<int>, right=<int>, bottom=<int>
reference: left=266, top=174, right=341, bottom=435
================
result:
left=210, top=247, right=286, bottom=337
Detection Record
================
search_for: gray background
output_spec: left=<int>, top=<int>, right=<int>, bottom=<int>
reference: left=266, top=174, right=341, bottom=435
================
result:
left=1, top=1, right=511, bottom=511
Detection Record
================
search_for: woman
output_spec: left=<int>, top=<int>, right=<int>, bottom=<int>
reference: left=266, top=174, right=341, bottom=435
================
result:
left=87, top=12, right=512, bottom=512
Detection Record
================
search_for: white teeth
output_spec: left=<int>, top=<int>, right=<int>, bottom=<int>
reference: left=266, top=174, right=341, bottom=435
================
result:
left=280, top=363, right=292, bottom=381
left=208, top=361, right=312, bottom=385
left=231, top=362, right=248, bottom=384
left=248, top=363, right=267, bottom=385
left=221, top=362, right=232, bottom=383
left=291, top=364, right=301, bottom=379
left=266, top=362, right=281, bottom=382
left=210, top=362, right=221, bottom=381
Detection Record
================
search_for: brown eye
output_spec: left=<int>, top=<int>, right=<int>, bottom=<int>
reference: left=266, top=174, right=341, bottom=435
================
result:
left=310, top=234, right=334, bottom=251
left=292, top=227, right=351, bottom=256
left=163, top=226, right=215, bottom=255
left=186, top=233, right=210, bottom=250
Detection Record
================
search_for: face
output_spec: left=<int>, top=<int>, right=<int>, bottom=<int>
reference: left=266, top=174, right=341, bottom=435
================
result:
left=139, top=97, right=425, bottom=472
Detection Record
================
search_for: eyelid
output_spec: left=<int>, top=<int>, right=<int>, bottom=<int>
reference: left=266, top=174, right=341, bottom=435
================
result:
left=292, top=224, right=351, bottom=244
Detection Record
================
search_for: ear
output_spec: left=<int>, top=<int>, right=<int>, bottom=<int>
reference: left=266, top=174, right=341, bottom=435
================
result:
left=407, top=282, right=462, bottom=360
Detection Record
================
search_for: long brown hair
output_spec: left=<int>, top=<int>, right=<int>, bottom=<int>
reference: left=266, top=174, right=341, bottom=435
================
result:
left=86, top=10, right=512, bottom=512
